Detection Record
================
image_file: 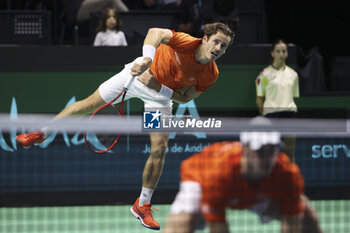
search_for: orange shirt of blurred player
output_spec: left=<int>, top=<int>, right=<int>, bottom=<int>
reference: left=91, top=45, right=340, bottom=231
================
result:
left=180, top=141, right=304, bottom=222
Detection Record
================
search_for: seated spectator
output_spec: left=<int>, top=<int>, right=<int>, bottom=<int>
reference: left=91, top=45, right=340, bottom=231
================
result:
left=93, top=8, right=127, bottom=46
left=177, top=0, right=240, bottom=37
left=177, top=0, right=203, bottom=37
left=161, top=0, right=182, bottom=10
left=77, top=0, right=129, bottom=23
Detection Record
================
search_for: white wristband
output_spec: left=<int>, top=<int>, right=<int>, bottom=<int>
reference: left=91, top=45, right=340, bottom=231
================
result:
left=159, top=84, right=173, bottom=99
left=142, top=45, right=156, bottom=61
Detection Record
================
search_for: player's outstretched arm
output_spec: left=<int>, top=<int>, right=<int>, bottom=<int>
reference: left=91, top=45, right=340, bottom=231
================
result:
left=282, top=195, right=323, bottom=233
left=163, top=212, right=196, bottom=233
left=208, top=222, right=229, bottom=233
left=281, top=213, right=324, bottom=233
left=281, top=215, right=303, bottom=233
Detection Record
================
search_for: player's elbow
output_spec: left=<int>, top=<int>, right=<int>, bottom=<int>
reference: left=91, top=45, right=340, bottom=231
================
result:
left=147, top=28, right=165, bottom=37
left=176, top=96, right=192, bottom=104
left=147, top=28, right=172, bottom=44
left=147, top=28, right=159, bottom=35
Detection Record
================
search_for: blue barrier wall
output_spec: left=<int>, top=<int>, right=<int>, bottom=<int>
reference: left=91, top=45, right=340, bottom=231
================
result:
left=1, top=133, right=350, bottom=193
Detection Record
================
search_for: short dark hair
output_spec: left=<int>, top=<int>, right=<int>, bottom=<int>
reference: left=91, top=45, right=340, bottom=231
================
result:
left=96, top=8, right=123, bottom=33
left=203, top=22, right=235, bottom=45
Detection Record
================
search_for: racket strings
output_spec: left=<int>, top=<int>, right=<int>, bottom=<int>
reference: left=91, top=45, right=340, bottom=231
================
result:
left=84, top=88, right=128, bottom=153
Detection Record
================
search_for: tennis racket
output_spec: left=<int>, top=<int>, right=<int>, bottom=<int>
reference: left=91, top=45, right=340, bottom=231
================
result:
left=84, top=76, right=136, bottom=154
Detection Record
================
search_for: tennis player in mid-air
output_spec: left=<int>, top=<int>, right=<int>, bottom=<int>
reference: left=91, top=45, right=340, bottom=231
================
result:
left=16, top=22, right=234, bottom=230
left=163, top=117, right=324, bottom=233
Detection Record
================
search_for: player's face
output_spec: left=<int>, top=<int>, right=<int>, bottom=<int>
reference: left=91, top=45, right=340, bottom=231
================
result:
left=243, top=145, right=278, bottom=180
left=271, top=43, right=288, bottom=63
left=106, top=10, right=117, bottom=30
left=202, top=31, right=231, bottom=62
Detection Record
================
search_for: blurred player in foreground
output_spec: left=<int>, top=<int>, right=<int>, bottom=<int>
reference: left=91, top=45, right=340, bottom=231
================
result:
left=16, top=22, right=234, bottom=230
left=163, top=117, right=323, bottom=233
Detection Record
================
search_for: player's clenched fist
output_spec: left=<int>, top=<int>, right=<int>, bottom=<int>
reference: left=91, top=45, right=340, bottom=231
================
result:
left=130, top=57, right=152, bottom=76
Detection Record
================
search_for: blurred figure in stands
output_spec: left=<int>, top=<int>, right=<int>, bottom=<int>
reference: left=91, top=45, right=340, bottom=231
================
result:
left=177, top=0, right=203, bottom=37
left=177, top=0, right=239, bottom=37
left=161, top=0, right=182, bottom=10
left=77, top=0, right=129, bottom=23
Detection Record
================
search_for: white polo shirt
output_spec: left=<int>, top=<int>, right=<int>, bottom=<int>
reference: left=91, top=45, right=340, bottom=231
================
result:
left=256, top=65, right=299, bottom=116
left=93, top=29, right=128, bottom=47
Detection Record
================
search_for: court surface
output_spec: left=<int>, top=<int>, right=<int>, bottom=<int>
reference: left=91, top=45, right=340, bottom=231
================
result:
left=1, top=200, right=349, bottom=233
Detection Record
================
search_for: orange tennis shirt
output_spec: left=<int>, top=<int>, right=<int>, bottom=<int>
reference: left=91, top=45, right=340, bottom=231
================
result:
left=149, top=31, right=219, bottom=92
left=180, top=141, right=305, bottom=223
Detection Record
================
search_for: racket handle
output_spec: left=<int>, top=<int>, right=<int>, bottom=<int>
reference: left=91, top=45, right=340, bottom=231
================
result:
left=124, top=76, right=136, bottom=90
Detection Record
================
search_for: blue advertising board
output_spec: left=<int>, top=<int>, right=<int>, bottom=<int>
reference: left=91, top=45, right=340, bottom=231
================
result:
left=1, top=97, right=349, bottom=193
left=1, top=131, right=350, bottom=193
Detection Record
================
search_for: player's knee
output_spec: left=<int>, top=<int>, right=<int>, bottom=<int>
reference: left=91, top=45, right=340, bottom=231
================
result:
left=79, top=90, right=105, bottom=112
left=71, top=99, right=95, bottom=114
left=74, top=95, right=104, bottom=114
left=151, top=143, right=167, bottom=158
left=150, top=138, right=168, bottom=158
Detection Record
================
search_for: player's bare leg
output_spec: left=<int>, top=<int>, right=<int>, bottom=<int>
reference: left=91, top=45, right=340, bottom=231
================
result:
left=131, top=133, right=169, bottom=230
left=53, top=89, right=106, bottom=120
left=16, top=89, right=107, bottom=148
left=143, top=133, right=169, bottom=188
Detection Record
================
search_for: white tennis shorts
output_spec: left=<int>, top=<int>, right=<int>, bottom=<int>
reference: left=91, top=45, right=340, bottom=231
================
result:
left=99, top=57, right=173, bottom=116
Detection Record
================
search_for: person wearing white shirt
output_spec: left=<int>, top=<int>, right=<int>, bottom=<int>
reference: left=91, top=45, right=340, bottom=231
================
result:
left=256, top=39, right=299, bottom=161
left=256, top=39, right=299, bottom=117
left=93, top=7, right=128, bottom=46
